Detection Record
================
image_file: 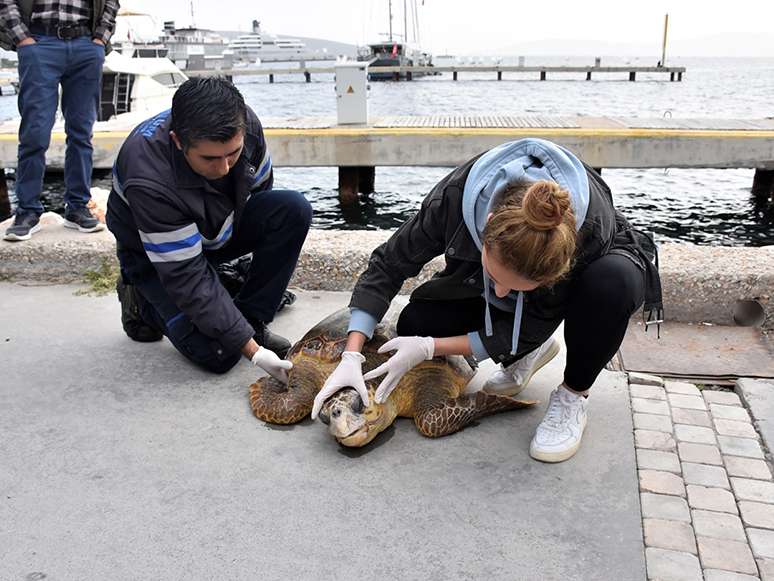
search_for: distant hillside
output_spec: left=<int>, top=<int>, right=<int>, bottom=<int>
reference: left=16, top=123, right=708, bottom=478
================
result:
left=216, top=30, right=359, bottom=58
left=490, top=32, right=774, bottom=58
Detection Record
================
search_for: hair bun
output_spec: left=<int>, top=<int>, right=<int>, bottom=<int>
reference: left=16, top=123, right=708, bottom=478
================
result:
left=522, top=181, right=570, bottom=231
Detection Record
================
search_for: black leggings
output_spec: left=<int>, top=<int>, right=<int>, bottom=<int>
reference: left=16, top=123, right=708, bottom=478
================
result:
left=397, top=254, right=645, bottom=392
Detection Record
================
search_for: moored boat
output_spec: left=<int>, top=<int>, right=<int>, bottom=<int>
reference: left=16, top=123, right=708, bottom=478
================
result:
left=228, top=20, right=334, bottom=65
left=357, top=0, right=432, bottom=80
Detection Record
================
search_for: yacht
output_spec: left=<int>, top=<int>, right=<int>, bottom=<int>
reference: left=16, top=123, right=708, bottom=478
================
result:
left=158, top=21, right=233, bottom=71
left=98, top=50, right=188, bottom=126
left=228, top=20, right=322, bottom=65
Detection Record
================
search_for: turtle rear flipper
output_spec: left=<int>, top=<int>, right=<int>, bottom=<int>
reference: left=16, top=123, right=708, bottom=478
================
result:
left=250, top=375, right=316, bottom=424
left=414, top=391, right=539, bottom=438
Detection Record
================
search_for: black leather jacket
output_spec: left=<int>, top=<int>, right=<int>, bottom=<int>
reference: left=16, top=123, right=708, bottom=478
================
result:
left=350, top=153, right=662, bottom=364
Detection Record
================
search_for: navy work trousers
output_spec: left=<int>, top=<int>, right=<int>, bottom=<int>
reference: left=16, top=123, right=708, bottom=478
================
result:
left=118, top=189, right=312, bottom=373
left=396, top=253, right=645, bottom=392
left=15, top=35, right=104, bottom=216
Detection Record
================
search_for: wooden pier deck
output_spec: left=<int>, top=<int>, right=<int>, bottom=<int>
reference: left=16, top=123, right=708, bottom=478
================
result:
left=187, top=63, right=686, bottom=83
left=1, top=114, right=773, bottom=170
left=1, top=114, right=771, bottom=169
left=1, top=114, right=772, bottom=205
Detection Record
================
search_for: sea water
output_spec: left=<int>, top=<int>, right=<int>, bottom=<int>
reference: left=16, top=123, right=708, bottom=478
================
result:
left=1, top=55, right=773, bottom=246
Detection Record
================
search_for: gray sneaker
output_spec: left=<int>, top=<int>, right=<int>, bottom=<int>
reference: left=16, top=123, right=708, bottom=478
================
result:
left=484, top=337, right=561, bottom=396
left=4, top=212, right=41, bottom=241
left=64, top=206, right=106, bottom=233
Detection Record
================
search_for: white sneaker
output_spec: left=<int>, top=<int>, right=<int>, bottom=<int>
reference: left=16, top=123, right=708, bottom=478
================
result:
left=529, top=384, right=588, bottom=463
left=483, top=337, right=560, bottom=396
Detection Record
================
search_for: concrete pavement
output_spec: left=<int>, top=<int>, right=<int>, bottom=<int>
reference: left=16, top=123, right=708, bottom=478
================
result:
left=1, top=281, right=772, bottom=580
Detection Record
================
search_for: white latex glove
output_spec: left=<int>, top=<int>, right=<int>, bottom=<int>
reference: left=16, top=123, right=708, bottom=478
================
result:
left=364, top=336, right=434, bottom=404
left=251, top=346, right=293, bottom=384
left=311, top=351, right=368, bottom=420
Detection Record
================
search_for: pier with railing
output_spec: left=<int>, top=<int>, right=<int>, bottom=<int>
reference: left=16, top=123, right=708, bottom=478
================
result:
left=186, top=61, right=686, bottom=83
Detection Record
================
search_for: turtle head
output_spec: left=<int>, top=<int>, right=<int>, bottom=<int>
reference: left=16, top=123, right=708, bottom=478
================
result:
left=317, top=386, right=397, bottom=447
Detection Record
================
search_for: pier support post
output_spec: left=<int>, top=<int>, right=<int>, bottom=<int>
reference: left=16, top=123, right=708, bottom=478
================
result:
left=0, top=169, right=10, bottom=218
left=453, top=71, right=458, bottom=81
left=629, top=72, right=636, bottom=81
left=586, top=71, right=592, bottom=81
left=269, top=74, right=274, bottom=83
left=497, top=71, right=502, bottom=81
left=358, top=166, right=375, bottom=195
left=304, top=71, right=311, bottom=83
left=407, top=71, right=413, bottom=81
left=752, top=169, right=774, bottom=208
left=338, top=166, right=375, bottom=205
left=678, top=72, right=682, bottom=81
left=392, top=72, right=399, bottom=81
left=540, top=71, right=546, bottom=81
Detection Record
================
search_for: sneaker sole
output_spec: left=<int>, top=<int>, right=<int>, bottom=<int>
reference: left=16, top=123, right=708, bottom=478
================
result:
left=64, top=219, right=106, bottom=233
left=483, top=337, right=561, bottom=396
left=529, top=414, right=588, bottom=463
left=4, top=222, right=42, bottom=241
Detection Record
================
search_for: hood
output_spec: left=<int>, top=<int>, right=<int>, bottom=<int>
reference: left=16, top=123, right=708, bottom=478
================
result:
left=460, top=139, right=590, bottom=355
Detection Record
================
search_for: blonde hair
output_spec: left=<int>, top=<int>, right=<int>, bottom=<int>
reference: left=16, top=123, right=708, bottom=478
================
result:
left=483, top=179, right=577, bottom=286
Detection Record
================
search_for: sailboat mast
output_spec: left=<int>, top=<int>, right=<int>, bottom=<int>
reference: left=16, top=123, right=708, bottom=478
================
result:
left=388, top=0, right=393, bottom=42
left=190, top=1, right=195, bottom=27
left=404, top=0, right=407, bottom=43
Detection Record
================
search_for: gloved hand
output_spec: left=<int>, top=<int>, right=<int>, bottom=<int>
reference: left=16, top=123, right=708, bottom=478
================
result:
left=364, top=336, right=434, bottom=404
left=252, top=346, right=293, bottom=384
left=311, top=351, right=368, bottom=420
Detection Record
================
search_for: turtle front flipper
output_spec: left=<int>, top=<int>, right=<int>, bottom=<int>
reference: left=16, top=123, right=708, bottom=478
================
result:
left=414, top=391, right=539, bottom=438
left=249, top=361, right=329, bottom=424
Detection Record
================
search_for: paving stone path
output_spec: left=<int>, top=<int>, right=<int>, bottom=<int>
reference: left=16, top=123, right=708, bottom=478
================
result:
left=628, top=372, right=774, bottom=581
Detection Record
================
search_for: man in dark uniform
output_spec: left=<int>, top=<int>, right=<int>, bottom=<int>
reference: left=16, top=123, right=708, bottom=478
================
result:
left=107, top=77, right=312, bottom=380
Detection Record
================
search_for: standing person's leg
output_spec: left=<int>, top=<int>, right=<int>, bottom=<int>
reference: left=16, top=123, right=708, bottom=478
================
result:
left=4, top=36, right=64, bottom=241
left=530, top=253, right=645, bottom=463
left=214, top=189, right=312, bottom=353
left=59, top=36, right=105, bottom=232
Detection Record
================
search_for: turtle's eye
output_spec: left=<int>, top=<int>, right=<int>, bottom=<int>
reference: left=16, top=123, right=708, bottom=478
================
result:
left=318, top=407, right=331, bottom=425
left=350, top=394, right=365, bottom=414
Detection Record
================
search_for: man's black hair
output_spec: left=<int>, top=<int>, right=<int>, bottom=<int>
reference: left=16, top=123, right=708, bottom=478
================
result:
left=171, top=76, right=247, bottom=152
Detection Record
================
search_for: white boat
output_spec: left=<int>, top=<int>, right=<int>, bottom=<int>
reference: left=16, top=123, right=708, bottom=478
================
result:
left=228, top=20, right=327, bottom=65
left=357, top=0, right=432, bottom=80
left=158, top=21, right=233, bottom=71
left=96, top=50, right=187, bottom=126
left=0, top=48, right=186, bottom=164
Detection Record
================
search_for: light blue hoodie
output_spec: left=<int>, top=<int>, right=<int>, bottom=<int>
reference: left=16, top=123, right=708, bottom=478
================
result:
left=462, top=138, right=590, bottom=360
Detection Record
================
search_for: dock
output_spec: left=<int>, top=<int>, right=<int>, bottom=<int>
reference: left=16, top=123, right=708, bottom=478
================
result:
left=1, top=114, right=773, bottom=207
left=187, top=62, right=686, bottom=83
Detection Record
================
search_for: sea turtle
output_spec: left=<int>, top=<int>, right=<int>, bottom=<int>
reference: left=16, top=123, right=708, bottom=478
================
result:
left=249, top=307, right=538, bottom=447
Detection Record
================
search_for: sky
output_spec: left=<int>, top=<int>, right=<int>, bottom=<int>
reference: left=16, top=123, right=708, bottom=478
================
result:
left=117, top=0, right=774, bottom=57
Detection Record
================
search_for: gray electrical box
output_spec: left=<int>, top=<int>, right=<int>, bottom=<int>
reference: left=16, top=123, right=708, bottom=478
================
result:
left=335, top=62, right=369, bottom=125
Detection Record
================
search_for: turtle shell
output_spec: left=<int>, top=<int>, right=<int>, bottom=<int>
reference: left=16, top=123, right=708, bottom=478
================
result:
left=285, top=308, right=396, bottom=364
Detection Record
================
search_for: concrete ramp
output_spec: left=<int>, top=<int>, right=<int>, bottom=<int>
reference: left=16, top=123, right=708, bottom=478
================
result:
left=0, top=282, right=645, bottom=580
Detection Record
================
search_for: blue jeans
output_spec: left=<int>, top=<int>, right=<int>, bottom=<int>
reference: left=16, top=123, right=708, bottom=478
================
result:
left=118, top=189, right=313, bottom=374
left=15, top=35, right=104, bottom=216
